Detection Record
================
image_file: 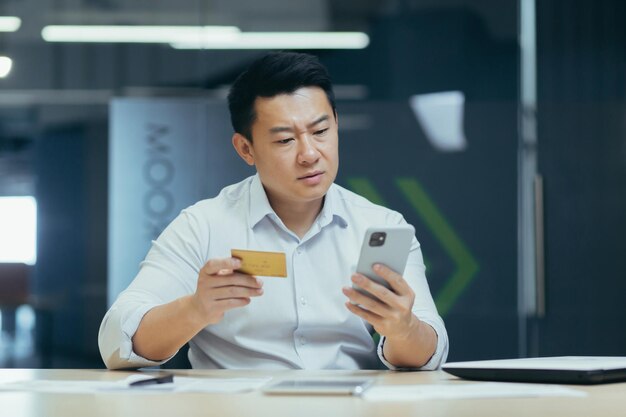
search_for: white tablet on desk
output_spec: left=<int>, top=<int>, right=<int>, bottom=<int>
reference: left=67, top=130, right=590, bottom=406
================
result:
left=443, top=356, right=626, bottom=384
left=262, top=379, right=374, bottom=395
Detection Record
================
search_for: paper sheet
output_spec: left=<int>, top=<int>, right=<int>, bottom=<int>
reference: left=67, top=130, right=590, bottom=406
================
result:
left=362, top=382, right=587, bottom=401
left=0, top=374, right=272, bottom=394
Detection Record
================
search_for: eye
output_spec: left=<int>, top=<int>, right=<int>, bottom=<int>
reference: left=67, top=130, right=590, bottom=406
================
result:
left=314, top=128, right=329, bottom=136
left=276, top=138, right=294, bottom=144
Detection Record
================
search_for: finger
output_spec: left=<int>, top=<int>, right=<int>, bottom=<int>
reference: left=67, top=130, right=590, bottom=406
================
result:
left=207, top=274, right=264, bottom=289
left=351, top=274, right=397, bottom=307
left=345, top=301, right=382, bottom=326
left=342, top=287, right=390, bottom=317
left=215, top=297, right=251, bottom=311
left=372, top=264, right=412, bottom=295
left=202, top=258, right=242, bottom=275
left=212, top=286, right=264, bottom=300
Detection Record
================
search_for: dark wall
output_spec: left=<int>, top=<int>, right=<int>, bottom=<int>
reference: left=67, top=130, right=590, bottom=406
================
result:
left=535, top=0, right=626, bottom=355
left=34, top=121, right=108, bottom=367
left=322, top=7, right=517, bottom=102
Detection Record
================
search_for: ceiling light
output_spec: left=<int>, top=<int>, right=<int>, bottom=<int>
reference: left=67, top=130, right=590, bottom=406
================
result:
left=0, top=16, right=21, bottom=32
left=41, top=25, right=240, bottom=43
left=0, top=56, right=13, bottom=78
left=170, top=32, right=370, bottom=50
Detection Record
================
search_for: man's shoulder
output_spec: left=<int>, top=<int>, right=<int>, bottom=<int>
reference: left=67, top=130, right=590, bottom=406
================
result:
left=184, top=176, right=253, bottom=215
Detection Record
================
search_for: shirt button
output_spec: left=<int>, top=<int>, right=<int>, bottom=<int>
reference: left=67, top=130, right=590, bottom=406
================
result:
left=300, top=297, right=307, bottom=306
left=300, top=336, right=307, bottom=345
left=296, top=247, right=303, bottom=255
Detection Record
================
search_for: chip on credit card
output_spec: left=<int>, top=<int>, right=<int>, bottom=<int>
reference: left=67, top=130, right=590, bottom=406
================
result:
left=231, top=249, right=287, bottom=278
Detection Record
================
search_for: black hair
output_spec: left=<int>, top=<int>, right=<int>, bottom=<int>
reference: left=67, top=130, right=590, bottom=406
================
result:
left=227, top=52, right=336, bottom=141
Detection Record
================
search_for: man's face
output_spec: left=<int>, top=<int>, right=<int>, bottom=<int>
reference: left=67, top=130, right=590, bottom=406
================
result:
left=242, top=86, right=339, bottom=207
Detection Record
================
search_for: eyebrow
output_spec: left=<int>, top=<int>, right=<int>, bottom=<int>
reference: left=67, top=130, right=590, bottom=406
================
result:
left=269, top=114, right=330, bottom=134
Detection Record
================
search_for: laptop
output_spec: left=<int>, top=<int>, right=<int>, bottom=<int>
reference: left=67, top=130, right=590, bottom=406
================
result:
left=442, top=356, right=626, bottom=385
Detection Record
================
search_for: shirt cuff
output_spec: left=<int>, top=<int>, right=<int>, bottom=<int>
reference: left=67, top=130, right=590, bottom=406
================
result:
left=377, top=318, right=448, bottom=371
left=120, top=303, right=177, bottom=367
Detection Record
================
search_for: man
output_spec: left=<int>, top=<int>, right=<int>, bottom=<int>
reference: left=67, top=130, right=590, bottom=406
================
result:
left=99, top=52, right=448, bottom=370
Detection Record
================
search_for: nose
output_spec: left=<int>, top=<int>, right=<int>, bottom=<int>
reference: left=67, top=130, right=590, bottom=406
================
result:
left=297, top=136, right=321, bottom=165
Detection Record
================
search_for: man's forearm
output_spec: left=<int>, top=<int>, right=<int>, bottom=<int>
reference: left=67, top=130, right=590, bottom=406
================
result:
left=132, top=295, right=206, bottom=361
left=382, top=315, right=438, bottom=368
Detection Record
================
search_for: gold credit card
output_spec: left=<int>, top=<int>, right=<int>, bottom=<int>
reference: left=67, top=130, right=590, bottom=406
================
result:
left=231, top=249, right=287, bottom=278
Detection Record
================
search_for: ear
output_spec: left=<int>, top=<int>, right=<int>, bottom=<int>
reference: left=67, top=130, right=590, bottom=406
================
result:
left=232, top=133, right=255, bottom=166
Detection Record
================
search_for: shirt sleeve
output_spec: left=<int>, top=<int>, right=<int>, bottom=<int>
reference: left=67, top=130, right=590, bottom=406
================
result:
left=98, top=208, right=208, bottom=369
left=377, top=316, right=449, bottom=371
left=376, top=215, right=450, bottom=370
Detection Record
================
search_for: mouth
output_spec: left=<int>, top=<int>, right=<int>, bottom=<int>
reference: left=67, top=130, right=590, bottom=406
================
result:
left=298, top=171, right=324, bottom=180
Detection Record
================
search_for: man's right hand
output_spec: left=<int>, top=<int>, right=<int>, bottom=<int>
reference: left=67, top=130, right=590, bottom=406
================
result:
left=132, top=257, right=263, bottom=361
left=190, top=257, right=264, bottom=326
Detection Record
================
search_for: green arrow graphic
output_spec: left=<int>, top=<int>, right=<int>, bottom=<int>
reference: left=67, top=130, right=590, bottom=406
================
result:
left=345, top=177, right=479, bottom=316
left=396, top=178, right=478, bottom=316
left=345, top=178, right=387, bottom=206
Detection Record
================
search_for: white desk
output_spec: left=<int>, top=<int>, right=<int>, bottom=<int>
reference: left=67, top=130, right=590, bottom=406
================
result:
left=1, top=369, right=625, bottom=417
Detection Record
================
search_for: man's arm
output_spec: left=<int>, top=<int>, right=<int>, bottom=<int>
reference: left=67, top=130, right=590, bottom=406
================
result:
left=131, top=295, right=206, bottom=361
left=342, top=263, right=438, bottom=368
left=128, top=257, right=264, bottom=363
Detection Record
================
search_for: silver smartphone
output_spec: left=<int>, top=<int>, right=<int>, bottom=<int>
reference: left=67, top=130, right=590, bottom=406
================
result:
left=262, top=379, right=373, bottom=396
left=352, top=224, right=415, bottom=298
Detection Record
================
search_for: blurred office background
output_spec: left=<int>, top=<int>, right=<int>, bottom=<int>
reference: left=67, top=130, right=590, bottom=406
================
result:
left=0, top=0, right=625, bottom=368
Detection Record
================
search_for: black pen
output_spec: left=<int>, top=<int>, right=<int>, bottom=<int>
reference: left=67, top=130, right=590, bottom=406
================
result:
left=129, top=374, right=174, bottom=387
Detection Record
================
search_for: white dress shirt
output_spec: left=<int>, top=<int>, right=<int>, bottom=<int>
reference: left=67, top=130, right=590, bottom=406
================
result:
left=99, top=174, right=448, bottom=370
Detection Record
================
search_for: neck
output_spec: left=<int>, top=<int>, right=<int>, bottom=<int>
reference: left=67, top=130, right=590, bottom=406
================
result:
left=269, top=195, right=324, bottom=239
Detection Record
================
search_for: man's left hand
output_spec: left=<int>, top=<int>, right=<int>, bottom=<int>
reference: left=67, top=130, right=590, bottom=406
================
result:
left=342, top=263, right=418, bottom=340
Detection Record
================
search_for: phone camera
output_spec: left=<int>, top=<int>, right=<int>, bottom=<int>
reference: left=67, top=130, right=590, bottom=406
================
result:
left=369, top=232, right=386, bottom=247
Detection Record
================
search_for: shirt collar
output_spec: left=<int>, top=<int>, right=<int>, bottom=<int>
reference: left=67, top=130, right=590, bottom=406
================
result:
left=249, top=174, right=276, bottom=229
left=248, top=174, right=349, bottom=230
left=318, top=183, right=349, bottom=229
